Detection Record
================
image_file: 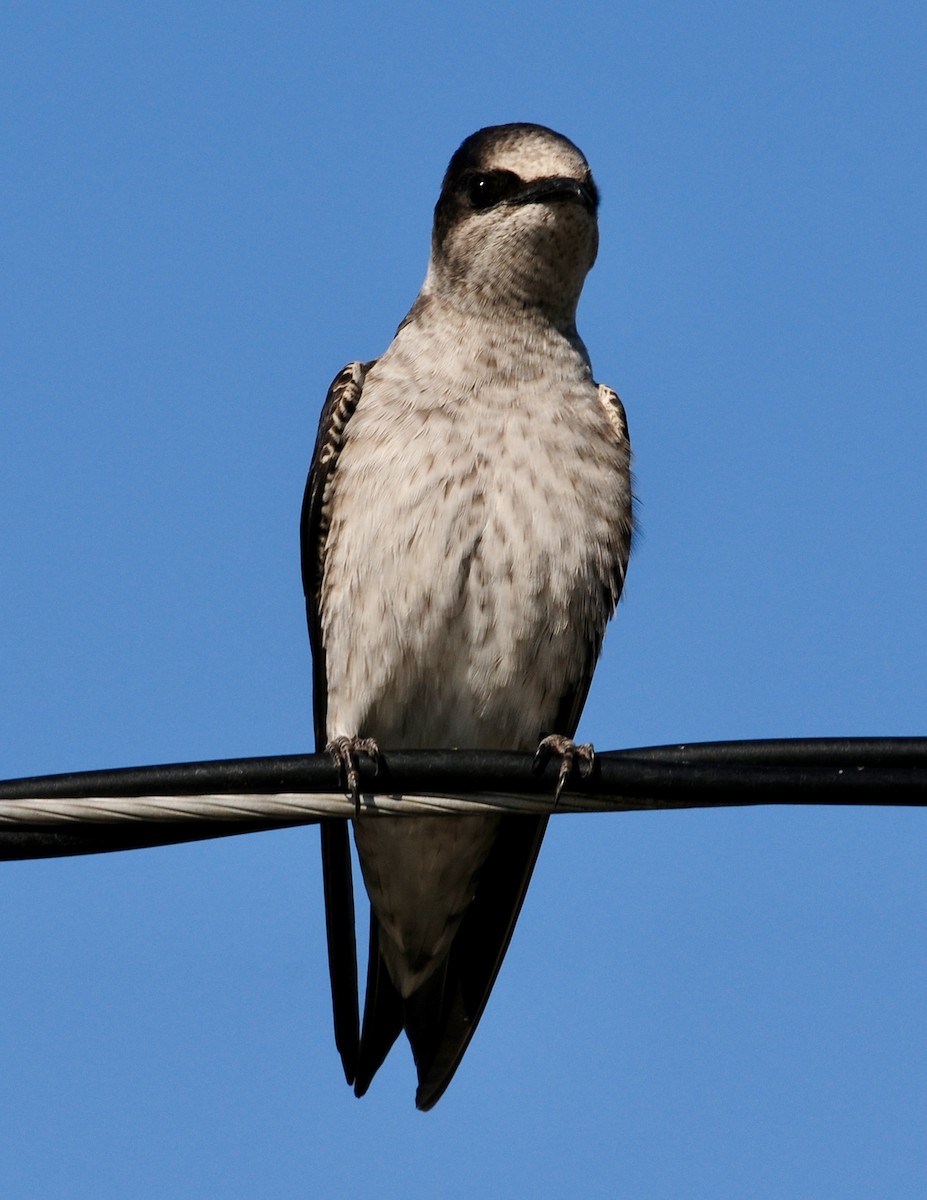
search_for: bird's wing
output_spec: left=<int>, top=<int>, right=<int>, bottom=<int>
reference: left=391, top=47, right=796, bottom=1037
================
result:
left=595, top=383, right=634, bottom=613
left=354, top=913, right=404, bottom=1096
left=301, top=359, right=373, bottom=743
left=300, top=360, right=373, bottom=1086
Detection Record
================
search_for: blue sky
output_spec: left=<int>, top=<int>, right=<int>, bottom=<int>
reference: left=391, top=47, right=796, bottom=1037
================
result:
left=2, top=3, right=926, bottom=1196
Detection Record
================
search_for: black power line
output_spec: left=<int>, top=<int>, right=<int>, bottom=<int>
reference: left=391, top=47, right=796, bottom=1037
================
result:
left=1, top=737, right=925, bottom=862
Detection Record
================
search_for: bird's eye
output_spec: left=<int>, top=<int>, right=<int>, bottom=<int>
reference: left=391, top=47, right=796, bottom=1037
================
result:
left=465, top=172, right=513, bottom=210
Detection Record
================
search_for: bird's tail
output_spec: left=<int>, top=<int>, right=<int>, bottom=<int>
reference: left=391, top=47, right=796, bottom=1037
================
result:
left=351, top=814, right=549, bottom=1110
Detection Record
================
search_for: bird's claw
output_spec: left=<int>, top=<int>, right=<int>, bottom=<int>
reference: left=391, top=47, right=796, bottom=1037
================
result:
left=326, top=736, right=381, bottom=817
left=533, top=735, right=595, bottom=806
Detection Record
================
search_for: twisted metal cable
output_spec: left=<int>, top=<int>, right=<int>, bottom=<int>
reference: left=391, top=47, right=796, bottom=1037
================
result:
left=1, top=738, right=925, bottom=861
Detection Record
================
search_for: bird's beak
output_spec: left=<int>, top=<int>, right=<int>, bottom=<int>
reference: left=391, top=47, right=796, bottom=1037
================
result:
left=508, top=177, right=597, bottom=212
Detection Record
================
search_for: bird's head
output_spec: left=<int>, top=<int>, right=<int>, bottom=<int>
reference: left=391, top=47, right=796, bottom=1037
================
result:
left=426, top=124, right=599, bottom=327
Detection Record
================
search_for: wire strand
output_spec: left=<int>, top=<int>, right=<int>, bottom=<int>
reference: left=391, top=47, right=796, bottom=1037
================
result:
left=1, top=739, right=925, bottom=861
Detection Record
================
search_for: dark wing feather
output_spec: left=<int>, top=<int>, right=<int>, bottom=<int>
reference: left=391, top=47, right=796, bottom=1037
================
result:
left=353, top=915, right=404, bottom=1097
left=301, top=360, right=373, bottom=745
left=300, top=361, right=373, bottom=1086
left=318, top=821, right=359, bottom=1082
left=595, top=384, right=634, bottom=614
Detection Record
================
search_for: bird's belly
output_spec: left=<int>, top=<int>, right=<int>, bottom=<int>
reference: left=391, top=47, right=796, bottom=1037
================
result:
left=325, top=465, right=609, bottom=749
left=353, top=811, right=501, bottom=997
left=338, top=475, right=595, bottom=995
left=321, top=381, right=623, bottom=995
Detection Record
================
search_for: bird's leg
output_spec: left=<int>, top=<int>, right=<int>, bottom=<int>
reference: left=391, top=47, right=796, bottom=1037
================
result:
left=326, top=736, right=381, bottom=817
left=533, top=734, right=595, bottom=806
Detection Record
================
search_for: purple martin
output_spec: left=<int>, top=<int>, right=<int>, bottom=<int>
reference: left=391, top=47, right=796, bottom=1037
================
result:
left=301, top=123, right=633, bottom=1109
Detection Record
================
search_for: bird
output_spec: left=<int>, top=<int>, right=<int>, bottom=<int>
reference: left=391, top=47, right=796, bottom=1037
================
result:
left=300, top=123, right=633, bottom=1110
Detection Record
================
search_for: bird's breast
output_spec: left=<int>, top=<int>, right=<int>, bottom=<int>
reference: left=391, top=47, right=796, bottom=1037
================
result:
left=320, top=333, right=626, bottom=751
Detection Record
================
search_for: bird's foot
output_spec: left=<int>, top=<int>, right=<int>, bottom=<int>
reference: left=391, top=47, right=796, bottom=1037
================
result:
left=326, top=736, right=381, bottom=817
left=533, top=735, right=595, bottom=806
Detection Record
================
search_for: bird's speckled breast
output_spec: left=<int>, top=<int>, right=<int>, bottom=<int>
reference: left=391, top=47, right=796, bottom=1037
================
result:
left=320, top=309, right=628, bottom=752
left=320, top=305, right=630, bottom=995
